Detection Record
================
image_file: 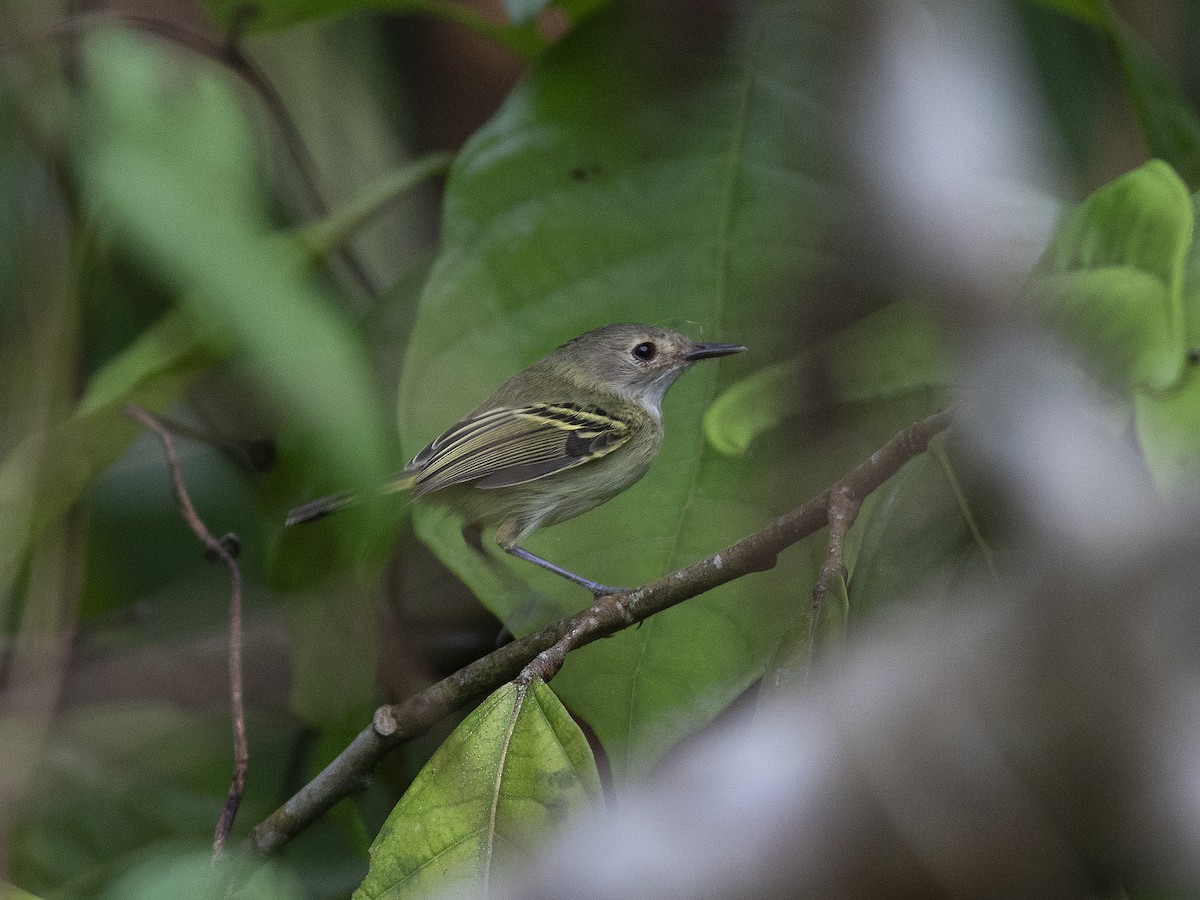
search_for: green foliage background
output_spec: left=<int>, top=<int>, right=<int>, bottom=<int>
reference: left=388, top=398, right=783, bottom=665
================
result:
left=3, top=0, right=1200, bottom=897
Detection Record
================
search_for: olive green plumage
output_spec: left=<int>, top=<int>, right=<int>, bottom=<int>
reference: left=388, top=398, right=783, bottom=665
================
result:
left=287, top=323, right=745, bottom=594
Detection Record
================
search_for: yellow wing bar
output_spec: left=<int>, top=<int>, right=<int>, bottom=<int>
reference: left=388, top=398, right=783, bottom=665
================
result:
left=407, top=403, right=632, bottom=496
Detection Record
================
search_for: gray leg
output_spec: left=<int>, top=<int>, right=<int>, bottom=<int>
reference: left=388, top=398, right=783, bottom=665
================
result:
left=506, top=546, right=628, bottom=595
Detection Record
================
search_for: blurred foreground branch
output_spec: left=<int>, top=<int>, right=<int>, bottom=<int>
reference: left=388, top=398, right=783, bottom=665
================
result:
left=124, top=404, right=247, bottom=860
left=471, top=343, right=1200, bottom=899
left=242, top=409, right=953, bottom=859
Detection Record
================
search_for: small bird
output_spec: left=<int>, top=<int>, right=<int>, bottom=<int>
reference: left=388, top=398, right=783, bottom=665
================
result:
left=286, top=323, right=746, bottom=595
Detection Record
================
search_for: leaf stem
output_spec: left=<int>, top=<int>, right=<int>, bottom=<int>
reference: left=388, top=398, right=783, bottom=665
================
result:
left=293, top=152, right=455, bottom=264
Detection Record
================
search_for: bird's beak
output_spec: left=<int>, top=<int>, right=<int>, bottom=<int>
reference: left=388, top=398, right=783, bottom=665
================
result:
left=683, top=341, right=747, bottom=361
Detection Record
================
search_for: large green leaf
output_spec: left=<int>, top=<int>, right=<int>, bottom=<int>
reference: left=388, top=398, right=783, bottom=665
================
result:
left=399, top=0, right=843, bottom=777
left=1027, top=159, right=1192, bottom=392
left=354, top=680, right=601, bottom=899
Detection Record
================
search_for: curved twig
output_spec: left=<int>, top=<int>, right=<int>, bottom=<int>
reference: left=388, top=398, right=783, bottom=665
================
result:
left=124, top=403, right=248, bottom=860
left=805, top=483, right=861, bottom=675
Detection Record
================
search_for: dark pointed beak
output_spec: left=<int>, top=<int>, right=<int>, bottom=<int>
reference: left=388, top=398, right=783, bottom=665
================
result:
left=683, top=341, right=747, bottom=361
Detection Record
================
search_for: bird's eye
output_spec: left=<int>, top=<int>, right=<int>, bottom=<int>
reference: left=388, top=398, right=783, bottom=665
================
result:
left=632, top=342, right=657, bottom=361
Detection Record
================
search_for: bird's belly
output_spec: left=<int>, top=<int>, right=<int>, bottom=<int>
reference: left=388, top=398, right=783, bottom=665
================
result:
left=442, top=434, right=659, bottom=545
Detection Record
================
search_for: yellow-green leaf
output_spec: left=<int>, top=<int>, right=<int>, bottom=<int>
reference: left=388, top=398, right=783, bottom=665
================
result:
left=354, top=681, right=601, bottom=899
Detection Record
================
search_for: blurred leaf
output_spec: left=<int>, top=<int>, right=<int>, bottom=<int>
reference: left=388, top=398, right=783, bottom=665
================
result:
left=250, top=20, right=432, bottom=276
left=1016, top=0, right=1106, bottom=179
left=286, top=585, right=378, bottom=732
left=1107, top=18, right=1200, bottom=191
left=0, top=306, right=216, bottom=620
left=354, top=680, right=601, bottom=899
left=1135, top=189, right=1200, bottom=491
left=1, top=885, right=42, bottom=900
left=98, top=849, right=301, bottom=900
left=78, top=312, right=220, bottom=420
left=1027, top=159, right=1192, bottom=391
left=292, top=153, right=454, bottom=268
left=1027, top=0, right=1106, bottom=28
left=505, top=0, right=551, bottom=24
left=503, top=0, right=608, bottom=26
left=705, top=299, right=950, bottom=455
left=12, top=703, right=282, bottom=898
left=848, top=441, right=992, bottom=621
left=202, top=0, right=545, bottom=58
left=77, top=29, right=395, bottom=529
left=1032, top=0, right=1200, bottom=188
left=400, top=0, right=846, bottom=778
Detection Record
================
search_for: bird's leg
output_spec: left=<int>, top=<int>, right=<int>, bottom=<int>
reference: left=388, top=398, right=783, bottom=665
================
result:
left=505, top=546, right=629, bottom=596
left=462, top=522, right=487, bottom=557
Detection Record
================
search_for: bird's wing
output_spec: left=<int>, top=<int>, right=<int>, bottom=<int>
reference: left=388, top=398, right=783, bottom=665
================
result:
left=407, top=403, right=633, bottom=495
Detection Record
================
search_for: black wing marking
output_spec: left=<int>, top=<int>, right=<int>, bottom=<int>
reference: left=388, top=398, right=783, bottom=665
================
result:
left=407, top=404, right=632, bottom=496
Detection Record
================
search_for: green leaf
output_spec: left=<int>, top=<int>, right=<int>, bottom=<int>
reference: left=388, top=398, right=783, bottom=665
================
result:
left=1027, top=0, right=1106, bottom=28
left=354, top=681, right=601, bottom=899
left=77, top=29, right=395, bottom=522
left=1032, top=1, right=1200, bottom=189
left=1, top=884, right=43, bottom=900
left=0, top=310, right=219, bottom=602
left=202, top=0, right=546, bottom=58
left=399, top=0, right=843, bottom=778
left=847, top=441, right=994, bottom=621
left=1135, top=189, right=1200, bottom=491
left=11, top=702, right=298, bottom=899
left=292, top=153, right=454, bottom=268
left=1107, top=19, right=1200, bottom=190
left=98, top=850, right=302, bottom=900
left=705, top=299, right=951, bottom=455
left=1027, top=159, right=1192, bottom=392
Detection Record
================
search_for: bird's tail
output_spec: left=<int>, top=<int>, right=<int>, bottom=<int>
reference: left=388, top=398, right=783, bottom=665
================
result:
left=285, top=472, right=418, bottom=527
left=285, top=491, right=356, bottom=526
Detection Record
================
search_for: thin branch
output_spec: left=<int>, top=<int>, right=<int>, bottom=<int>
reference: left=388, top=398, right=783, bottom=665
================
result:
left=805, top=484, right=861, bottom=674
left=292, top=152, right=455, bottom=264
left=124, top=403, right=248, bottom=860
left=241, top=408, right=953, bottom=861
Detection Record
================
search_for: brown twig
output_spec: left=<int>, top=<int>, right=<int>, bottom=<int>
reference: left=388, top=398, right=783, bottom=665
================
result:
left=805, top=484, right=862, bottom=672
left=124, top=403, right=248, bottom=860
left=241, top=408, right=953, bottom=861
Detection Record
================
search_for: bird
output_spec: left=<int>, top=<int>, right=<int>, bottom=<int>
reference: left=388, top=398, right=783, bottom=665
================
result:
left=286, top=323, right=746, bottom=595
